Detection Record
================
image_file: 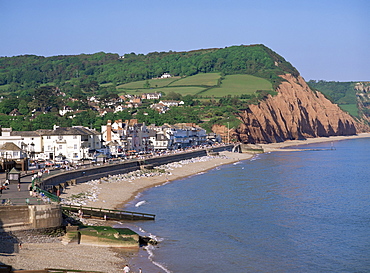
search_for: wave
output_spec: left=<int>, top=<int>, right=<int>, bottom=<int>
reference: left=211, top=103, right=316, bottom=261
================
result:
left=135, top=200, right=147, bottom=207
left=144, top=244, right=171, bottom=273
left=250, top=155, right=261, bottom=161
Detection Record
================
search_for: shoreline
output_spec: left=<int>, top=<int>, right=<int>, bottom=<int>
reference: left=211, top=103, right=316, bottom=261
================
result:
left=62, top=133, right=370, bottom=211
left=2, top=133, right=370, bottom=272
left=259, top=132, right=370, bottom=152
left=60, top=151, right=255, bottom=210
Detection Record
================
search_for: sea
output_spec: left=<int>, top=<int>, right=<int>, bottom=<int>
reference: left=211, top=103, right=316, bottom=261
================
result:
left=117, top=138, right=370, bottom=273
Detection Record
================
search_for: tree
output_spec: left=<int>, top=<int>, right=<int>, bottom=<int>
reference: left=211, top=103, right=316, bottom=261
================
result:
left=0, top=98, right=19, bottom=114
left=165, top=91, right=182, bottom=101
left=143, top=80, right=151, bottom=89
left=18, top=100, right=29, bottom=115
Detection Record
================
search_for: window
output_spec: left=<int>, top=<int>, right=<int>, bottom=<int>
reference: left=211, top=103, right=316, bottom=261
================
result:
left=47, top=136, right=51, bottom=139
left=74, top=144, right=77, bottom=149
left=58, top=135, right=63, bottom=140
left=59, top=145, right=62, bottom=150
left=73, top=135, right=77, bottom=139
left=48, top=145, right=51, bottom=151
left=13, top=151, right=18, bottom=157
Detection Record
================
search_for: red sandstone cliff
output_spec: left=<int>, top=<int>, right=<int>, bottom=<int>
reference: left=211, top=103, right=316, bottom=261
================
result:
left=234, top=74, right=369, bottom=144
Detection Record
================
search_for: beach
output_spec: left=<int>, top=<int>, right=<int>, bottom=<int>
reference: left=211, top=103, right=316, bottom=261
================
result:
left=60, top=151, right=254, bottom=210
left=2, top=133, right=370, bottom=272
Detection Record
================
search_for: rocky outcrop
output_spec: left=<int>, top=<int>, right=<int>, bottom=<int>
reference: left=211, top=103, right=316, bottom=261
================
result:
left=235, top=74, right=369, bottom=144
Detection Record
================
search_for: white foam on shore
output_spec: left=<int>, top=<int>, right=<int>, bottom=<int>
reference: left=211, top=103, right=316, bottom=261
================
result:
left=135, top=200, right=147, bottom=207
left=144, top=245, right=171, bottom=273
left=250, top=155, right=261, bottom=161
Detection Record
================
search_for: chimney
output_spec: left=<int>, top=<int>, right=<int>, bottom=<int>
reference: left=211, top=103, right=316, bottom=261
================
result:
left=107, top=120, right=112, bottom=141
left=117, top=119, right=123, bottom=129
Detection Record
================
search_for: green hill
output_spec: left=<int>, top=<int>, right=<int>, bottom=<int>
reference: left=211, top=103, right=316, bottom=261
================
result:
left=0, top=44, right=300, bottom=132
left=307, top=80, right=359, bottom=117
left=0, top=44, right=298, bottom=95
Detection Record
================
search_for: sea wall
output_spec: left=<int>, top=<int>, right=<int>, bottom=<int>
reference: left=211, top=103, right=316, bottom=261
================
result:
left=0, top=204, right=62, bottom=231
left=41, top=146, right=230, bottom=193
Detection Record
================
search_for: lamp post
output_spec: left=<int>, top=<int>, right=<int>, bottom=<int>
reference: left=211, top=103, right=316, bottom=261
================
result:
left=227, top=121, right=230, bottom=144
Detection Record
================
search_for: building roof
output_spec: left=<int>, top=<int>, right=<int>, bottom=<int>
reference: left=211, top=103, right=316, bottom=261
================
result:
left=0, top=142, right=21, bottom=151
left=37, top=126, right=101, bottom=136
left=11, top=131, right=42, bottom=137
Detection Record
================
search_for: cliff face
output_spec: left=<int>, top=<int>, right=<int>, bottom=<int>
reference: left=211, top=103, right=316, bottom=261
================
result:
left=235, top=74, right=369, bottom=144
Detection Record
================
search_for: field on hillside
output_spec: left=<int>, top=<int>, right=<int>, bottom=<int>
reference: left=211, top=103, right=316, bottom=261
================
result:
left=117, top=76, right=180, bottom=89
left=339, top=104, right=359, bottom=117
left=200, top=75, right=272, bottom=97
left=120, top=86, right=206, bottom=96
left=169, top=73, right=221, bottom=87
left=118, top=73, right=273, bottom=98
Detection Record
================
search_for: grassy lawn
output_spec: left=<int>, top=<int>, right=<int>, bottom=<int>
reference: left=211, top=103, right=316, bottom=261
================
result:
left=339, top=104, right=359, bottom=117
left=201, top=74, right=272, bottom=97
left=169, top=73, right=221, bottom=87
left=120, top=86, right=206, bottom=97
left=117, top=76, right=180, bottom=90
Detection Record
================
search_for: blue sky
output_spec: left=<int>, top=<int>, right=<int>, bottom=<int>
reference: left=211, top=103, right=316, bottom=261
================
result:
left=1, top=0, right=369, bottom=81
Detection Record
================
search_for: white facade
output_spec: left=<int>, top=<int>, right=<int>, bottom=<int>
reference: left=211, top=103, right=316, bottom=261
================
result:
left=0, top=128, right=43, bottom=159
left=40, top=126, right=102, bottom=161
left=0, top=142, right=27, bottom=160
left=0, top=126, right=102, bottom=162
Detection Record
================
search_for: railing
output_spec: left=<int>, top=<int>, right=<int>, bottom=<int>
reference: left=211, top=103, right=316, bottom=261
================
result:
left=12, top=269, right=104, bottom=273
left=34, top=186, right=60, bottom=203
left=62, top=204, right=155, bottom=221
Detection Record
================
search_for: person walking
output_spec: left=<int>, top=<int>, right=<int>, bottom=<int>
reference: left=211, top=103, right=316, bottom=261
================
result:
left=123, top=264, right=130, bottom=272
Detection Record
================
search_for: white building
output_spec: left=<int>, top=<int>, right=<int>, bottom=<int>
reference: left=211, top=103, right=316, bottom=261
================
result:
left=0, top=142, right=27, bottom=161
left=38, top=125, right=102, bottom=161
left=0, top=126, right=102, bottom=162
left=160, top=73, right=172, bottom=78
left=142, top=93, right=162, bottom=100
left=158, top=100, right=184, bottom=107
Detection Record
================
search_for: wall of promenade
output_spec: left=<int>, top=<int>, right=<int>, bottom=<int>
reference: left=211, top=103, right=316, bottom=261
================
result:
left=0, top=204, right=62, bottom=232
left=41, top=147, right=230, bottom=191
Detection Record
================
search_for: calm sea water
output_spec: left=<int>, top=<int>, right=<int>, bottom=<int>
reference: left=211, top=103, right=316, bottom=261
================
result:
left=120, top=138, right=370, bottom=273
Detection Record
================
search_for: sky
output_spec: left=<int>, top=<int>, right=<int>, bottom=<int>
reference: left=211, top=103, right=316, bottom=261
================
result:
left=1, top=0, right=369, bottom=82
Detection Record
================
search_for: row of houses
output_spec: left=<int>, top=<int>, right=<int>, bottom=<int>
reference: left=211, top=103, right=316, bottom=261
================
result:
left=101, top=119, right=217, bottom=156
left=0, top=126, right=102, bottom=162
left=0, top=120, right=221, bottom=164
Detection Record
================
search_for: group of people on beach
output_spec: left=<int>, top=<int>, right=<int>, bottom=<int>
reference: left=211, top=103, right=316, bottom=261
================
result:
left=123, top=264, right=142, bottom=273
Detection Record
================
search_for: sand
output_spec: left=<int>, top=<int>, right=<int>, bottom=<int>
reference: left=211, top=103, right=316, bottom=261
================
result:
left=2, top=133, right=370, bottom=272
